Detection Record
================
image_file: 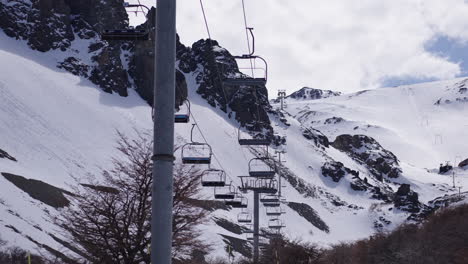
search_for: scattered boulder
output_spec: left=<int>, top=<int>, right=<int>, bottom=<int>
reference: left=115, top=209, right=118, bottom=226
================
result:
left=321, top=161, right=358, bottom=182
left=332, top=134, right=402, bottom=180
left=439, top=163, right=453, bottom=174
left=302, top=127, right=329, bottom=148
left=1, top=172, right=72, bottom=208
left=394, top=184, right=421, bottom=213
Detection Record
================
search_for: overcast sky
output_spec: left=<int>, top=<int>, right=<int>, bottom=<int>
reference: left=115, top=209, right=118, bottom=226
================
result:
left=129, top=0, right=468, bottom=95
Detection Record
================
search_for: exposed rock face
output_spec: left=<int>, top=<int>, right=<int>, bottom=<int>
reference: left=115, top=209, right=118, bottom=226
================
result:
left=0, top=1, right=274, bottom=136
left=288, top=87, right=341, bottom=100
left=332, top=134, right=402, bottom=180
left=439, top=163, right=453, bottom=174
left=0, top=0, right=130, bottom=96
left=321, top=161, right=358, bottom=182
left=0, top=148, right=16, bottom=162
left=434, top=78, right=468, bottom=105
left=287, top=202, right=329, bottom=233
left=394, top=184, right=421, bottom=214
left=302, top=126, right=329, bottom=148
left=187, top=39, right=273, bottom=138
left=458, top=158, right=468, bottom=168
left=1, top=172, right=72, bottom=208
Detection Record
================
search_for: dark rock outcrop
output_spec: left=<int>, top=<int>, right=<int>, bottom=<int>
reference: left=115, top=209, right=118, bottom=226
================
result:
left=321, top=161, right=358, bottom=182
left=332, top=134, right=402, bottom=180
left=1, top=172, right=72, bottom=208
left=0, top=148, right=16, bottom=162
left=394, top=184, right=421, bottom=214
left=0, top=1, right=274, bottom=136
left=0, top=0, right=130, bottom=96
left=458, top=158, right=468, bottom=168
left=287, top=202, right=329, bottom=233
left=302, top=127, right=329, bottom=148
left=220, top=234, right=252, bottom=258
left=288, top=87, right=341, bottom=100
left=213, top=217, right=245, bottom=235
left=439, top=163, right=453, bottom=174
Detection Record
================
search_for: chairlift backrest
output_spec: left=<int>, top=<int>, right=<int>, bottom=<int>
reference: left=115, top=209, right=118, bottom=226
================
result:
left=214, top=185, right=236, bottom=200
left=175, top=100, right=191, bottom=123
left=249, top=157, right=276, bottom=178
left=238, top=125, right=271, bottom=146
left=223, top=56, right=268, bottom=87
left=181, top=142, right=212, bottom=164
left=201, top=169, right=226, bottom=187
left=101, top=2, right=151, bottom=41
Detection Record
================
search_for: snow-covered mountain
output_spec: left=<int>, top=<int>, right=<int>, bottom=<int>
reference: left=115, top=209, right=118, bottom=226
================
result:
left=1, top=0, right=468, bottom=262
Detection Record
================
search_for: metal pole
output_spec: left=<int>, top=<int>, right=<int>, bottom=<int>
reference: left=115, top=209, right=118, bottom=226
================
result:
left=453, top=171, right=456, bottom=188
left=152, top=0, right=177, bottom=263
left=278, top=152, right=282, bottom=197
left=253, top=190, right=260, bottom=263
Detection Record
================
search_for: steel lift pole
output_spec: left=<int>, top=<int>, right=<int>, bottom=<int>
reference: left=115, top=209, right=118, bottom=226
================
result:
left=253, top=190, right=260, bottom=263
left=152, top=0, right=177, bottom=263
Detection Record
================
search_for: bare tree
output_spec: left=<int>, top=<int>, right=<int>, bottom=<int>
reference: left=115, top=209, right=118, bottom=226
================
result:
left=58, top=131, right=210, bottom=264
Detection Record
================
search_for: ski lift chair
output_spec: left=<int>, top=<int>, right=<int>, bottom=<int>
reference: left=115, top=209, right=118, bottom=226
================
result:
left=222, top=28, right=268, bottom=87
left=225, top=194, right=248, bottom=208
left=238, top=126, right=271, bottom=146
left=237, top=212, right=253, bottom=223
left=263, top=201, right=281, bottom=207
left=222, top=55, right=268, bottom=87
left=101, top=2, right=151, bottom=41
left=260, top=194, right=280, bottom=203
left=268, top=219, right=285, bottom=230
left=266, top=206, right=285, bottom=217
left=239, top=177, right=278, bottom=194
left=214, top=184, right=236, bottom=200
left=249, top=158, right=276, bottom=178
left=201, top=169, right=226, bottom=187
left=175, top=100, right=191, bottom=123
left=242, top=224, right=254, bottom=234
left=181, top=142, right=212, bottom=164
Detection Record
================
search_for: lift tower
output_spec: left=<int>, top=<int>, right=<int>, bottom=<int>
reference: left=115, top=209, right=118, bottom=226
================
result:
left=152, top=0, right=177, bottom=263
left=277, top=90, right=287, bottom=110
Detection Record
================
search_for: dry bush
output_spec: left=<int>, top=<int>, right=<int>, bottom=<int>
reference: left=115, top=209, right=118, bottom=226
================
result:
left=58, top=131, right=210, bottom=264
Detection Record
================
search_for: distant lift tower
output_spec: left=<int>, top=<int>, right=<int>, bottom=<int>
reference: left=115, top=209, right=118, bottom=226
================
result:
left=277, top=90, right=287, bottom=110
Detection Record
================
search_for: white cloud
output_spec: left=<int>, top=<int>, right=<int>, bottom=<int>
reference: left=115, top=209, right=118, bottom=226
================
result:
left=130, top=0, right=468, bottom=94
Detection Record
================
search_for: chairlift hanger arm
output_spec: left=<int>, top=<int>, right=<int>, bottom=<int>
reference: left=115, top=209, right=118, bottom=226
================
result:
left=124, top=2, right=151, bottom=12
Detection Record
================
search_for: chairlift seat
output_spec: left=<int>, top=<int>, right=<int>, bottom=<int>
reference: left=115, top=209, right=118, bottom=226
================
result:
left=249, top=171, right=275, bottom=178
left=201, top=181, right=225, bottom=187
left=238, top=212, right=252, bottom=223
left=266, top=211, right=283, bottom=216
left=225, top=201, right=248, bottom=208
left=182, top=157, right=211, bottom=164
left=174, top=114, right=190, bottom=123
left=260, top=196, right=280, bottom=203
left=263, top=202, right=280, bottom=207
left=214, top=194, right=235, bottom=199
left=101, top=29, right=149, bottom=41
left=243, top=229, right=254, bottom=234
left=223, top=77, right=267, bottom=87
left=238, top=139, right=271, bottom=146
